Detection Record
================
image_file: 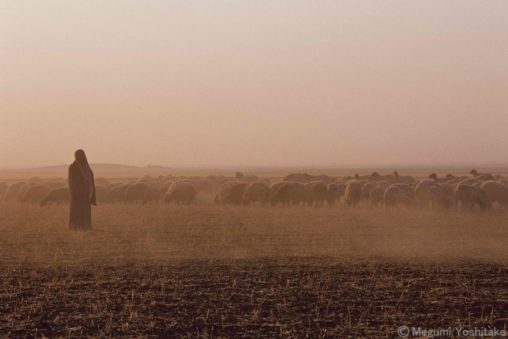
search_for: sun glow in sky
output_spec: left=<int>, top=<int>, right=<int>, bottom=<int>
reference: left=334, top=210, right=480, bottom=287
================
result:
left=1, top=1, right=507, bottom=168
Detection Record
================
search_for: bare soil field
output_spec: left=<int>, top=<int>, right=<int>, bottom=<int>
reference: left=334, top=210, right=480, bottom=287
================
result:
left=2, top=260, right=508, bottom=338
left=1, top=203, right=507, bottom=337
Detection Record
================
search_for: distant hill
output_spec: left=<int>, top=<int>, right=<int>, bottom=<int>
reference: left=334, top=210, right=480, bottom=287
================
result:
left=0, top=163, right=265, bottom=180
left=1, top=163, right=507, bottom=181
left=0, top=163, right=175, bottom=179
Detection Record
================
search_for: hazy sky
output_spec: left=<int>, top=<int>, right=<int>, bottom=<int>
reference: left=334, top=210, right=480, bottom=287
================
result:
left=2, top=1, right=507, bottom=168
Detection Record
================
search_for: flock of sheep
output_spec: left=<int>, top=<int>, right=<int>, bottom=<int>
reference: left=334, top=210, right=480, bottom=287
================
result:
left=1, top=169, right=508, bottom=211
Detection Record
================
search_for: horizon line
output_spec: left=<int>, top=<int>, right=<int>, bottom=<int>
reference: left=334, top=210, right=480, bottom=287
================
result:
left=1, top=162, right=507, bottom=172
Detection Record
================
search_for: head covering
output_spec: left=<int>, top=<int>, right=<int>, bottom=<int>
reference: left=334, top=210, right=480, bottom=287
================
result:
left=74, top=149, right=95, bottom=202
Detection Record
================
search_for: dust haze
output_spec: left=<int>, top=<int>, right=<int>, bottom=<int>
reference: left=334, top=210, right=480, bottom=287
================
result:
left=1, top=1, right=508, bottom=337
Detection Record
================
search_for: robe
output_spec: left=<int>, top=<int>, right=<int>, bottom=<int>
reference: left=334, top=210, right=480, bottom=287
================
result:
left=68, top=161, right=96, bottom=230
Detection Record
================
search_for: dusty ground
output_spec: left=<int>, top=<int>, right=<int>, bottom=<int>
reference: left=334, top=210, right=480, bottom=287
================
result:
left=0, top=202, right=507, bottom=337
left=2, top=260, right=508, bottom=338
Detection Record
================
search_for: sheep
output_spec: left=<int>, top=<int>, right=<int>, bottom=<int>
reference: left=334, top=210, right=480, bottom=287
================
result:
left=283, top=173, right=315, bottom=183
left=47, top=180, right=67, bottom=190
left=0, top=182, right=8, bottom=199
left=142, top=186, right=162, bottom=204
left=326, top=183, right=340, bottom=206
left=455, top=184, right=491, bottom=211
left=137, top=175, right=154, bottom=184
left=194, top=179, right=214, bottom=195
left=18, top=185, right=51, bottom=204
left=368, top=187, right=384, bottom=207
left=458, top=177, right=480, bottom=187
left=124, top=183, right=150, bottom=203
left=3, top=182, right=27, bottom=201
left=428, top=173, right=439, bottom=181
left=427, top=184, right=455, bottom=209
left=414, top=179, right=441, bottom=206
left=367, top=172, right=396, bottom=183
left=383, top=184, right=413, bottom=209
left=94, top=177, right=111, bottom=187
left=16, top=183, right=34, bottom=201
left=289, top=182, right=306, bottom=206
left=164, top=182, right=197, bottom=205
left=95, top=186, right=111, bottom=203
left=109, top=184, right=129, bottom=202
left=214, top=181, right=248, bottom=205
left=40, top=188, right=70, bottom=207
left=344, top=180, right=363, bottom=207
left=470, top=169, right=495, bottom=181
left=361, top=182, right=377, bottom=201
left=160, top=181, right=173, bottom=194
left=241, top=182, right=270, bottom=206
left=304, top=181, right=328, bottom=207
left=268, top=181, right=293, bottom=207
left=480, top=181, right=508, bottom=209
left=392, top=171, right=415, bottom=184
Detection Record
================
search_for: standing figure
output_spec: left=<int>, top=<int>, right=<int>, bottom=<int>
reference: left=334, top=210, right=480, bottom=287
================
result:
left=68, top=149, right=96, bottom=230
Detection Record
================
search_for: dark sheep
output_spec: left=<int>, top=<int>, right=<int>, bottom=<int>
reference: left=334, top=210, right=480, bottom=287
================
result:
left=383, top=184, right=413, bottom=209
left=344, top=180, right=363, bottom=207
left=326, top=183, right=340, bottom=206
left=164, top=182, right=197, bottom=205
left=455, top=184, right=491, bottom=211
left=124, top=183, right=150, bottom=203
left=368, top=187, right=384, bottom=207
left=19, top=185, right=51, bottom=204
left=40, top=187, right=70, bottom=207
left=214, top=181, right=248, bottom=205
left=479, top=181, right=508, bottom=209
left=289, top=182, right=306, bottom=206
left=268, top=181, right=293, bottom=207
left=242, top=182, right=270, bottom=206
left=305, top=181, right=328, bottom=207
left=3, top=182, right=26, bottom=201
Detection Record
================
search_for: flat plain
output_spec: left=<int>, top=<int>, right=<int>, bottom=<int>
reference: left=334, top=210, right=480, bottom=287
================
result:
left=1, top=201, right=507, bottom=337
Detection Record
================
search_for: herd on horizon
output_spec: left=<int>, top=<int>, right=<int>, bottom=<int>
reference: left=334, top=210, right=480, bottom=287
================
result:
left=1, top=169, right=508, bottom=212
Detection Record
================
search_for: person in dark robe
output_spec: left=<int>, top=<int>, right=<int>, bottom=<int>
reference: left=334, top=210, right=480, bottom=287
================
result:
left=68, top=149, right=96, bottom=230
